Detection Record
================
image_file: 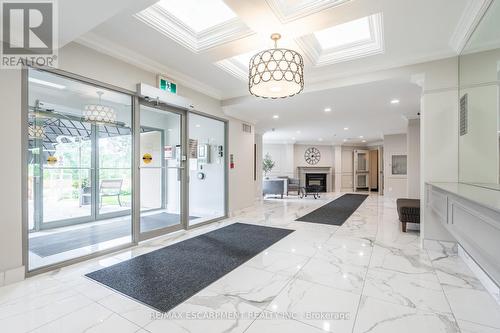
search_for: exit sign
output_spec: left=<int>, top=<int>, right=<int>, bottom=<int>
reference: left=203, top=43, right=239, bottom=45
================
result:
left=158, top=75, right=177, bottom=94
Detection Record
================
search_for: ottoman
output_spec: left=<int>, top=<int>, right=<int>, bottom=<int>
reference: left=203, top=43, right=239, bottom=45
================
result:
left=396, top=198, right=420, bottom=232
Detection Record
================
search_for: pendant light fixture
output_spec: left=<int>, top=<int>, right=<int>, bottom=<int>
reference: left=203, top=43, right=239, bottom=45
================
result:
left=249, top=33, right=304, bottom=99
left=83, top=91, right=117, bottom=124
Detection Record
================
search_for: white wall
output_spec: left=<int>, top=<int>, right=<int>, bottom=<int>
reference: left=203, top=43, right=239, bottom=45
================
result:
left=228, top=118, right=255, bottom=213
left=407, top=119, right=421, bottom=199
left=262, top=143, right=295, bottom=178
left=0, top=70, right=24, bottom=283
left=0, top=42, right=256, bottom=284
left=254, top=134, right=263, bottom=200
left=459, top=48, right=500, bottom=184
left=383, top=134, right=408, bottom=198
left=294, top=144, right=334, bottom=170
left=420, top=57, right=459, bottom=243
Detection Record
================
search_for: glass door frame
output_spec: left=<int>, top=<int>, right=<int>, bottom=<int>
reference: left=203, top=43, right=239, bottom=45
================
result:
left=23, top=66, right=138, bottom=276
left=22, top=66, right=229, bottom=276
left=135, top=98, right=188, bottom=242
left=185, top=110, right=229, bottom=230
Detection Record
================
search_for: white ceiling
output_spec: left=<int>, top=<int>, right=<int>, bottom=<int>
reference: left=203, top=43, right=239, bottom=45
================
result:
left=224, top=78, right=422, bottom=144
left=55, top=0, right=488, bottom=142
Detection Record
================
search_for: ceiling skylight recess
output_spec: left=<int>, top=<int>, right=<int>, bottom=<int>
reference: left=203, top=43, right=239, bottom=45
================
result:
left=135, top=0, right=254, bottom=53
left=296, top=13, right=385, bottom=67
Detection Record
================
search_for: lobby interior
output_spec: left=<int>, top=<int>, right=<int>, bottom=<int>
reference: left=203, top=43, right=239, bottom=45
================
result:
left=1, top=0, right=500, bottom=332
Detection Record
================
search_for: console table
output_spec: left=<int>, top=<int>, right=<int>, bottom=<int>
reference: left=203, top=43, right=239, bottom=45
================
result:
left=426, top=182, right=500, bottom=286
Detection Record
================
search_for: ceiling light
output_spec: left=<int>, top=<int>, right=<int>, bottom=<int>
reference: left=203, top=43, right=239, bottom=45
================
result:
left=318, top=138, right=323, bottom=141
left=362, top=140, right=367, bottom=143
left=344, top=127, right=349, bottom=131
left=324, top=107, right=332, bottom=112
left=273, top=115, right=279, bottom=119
left=29, top=77, right=65, bottom=90
left=390, top=99, right=400, bottom=104
left=195, top=124, right=201, bottom=128
left=83, top=91, right=116, bottom=124
left=296, top=130, right=301, bottom=134
left=292, top=137, right=296, bottom=140
left=249, top=33, right=304, bottom=99
left=343, top=139, right=348, bottom=142
left=359, top=135, right=364, bottom=138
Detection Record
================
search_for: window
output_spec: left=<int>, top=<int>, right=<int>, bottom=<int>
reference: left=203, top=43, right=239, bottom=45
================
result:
left=391, top=155, right=407, bottom=175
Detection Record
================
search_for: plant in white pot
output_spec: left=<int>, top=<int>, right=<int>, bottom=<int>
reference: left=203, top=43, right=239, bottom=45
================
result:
left=262, top=153, right=275, bottom=179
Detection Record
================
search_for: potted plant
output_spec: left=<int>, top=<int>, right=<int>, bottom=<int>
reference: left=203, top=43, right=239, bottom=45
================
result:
left=262, top=153, right=275, bottom=179
left=79, top=178, right=92, bottom=206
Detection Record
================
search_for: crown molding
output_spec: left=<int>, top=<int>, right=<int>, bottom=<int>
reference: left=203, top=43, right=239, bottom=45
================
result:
left=296, top=13, right=384, bottom=67
left=135, top=5, right=254, bottom=53
left=215, top=58, right=248, bottom=81
left=265, top=0, right=351, bottom=23
left=449, top=0, right=493, bottom=54
left=75, top=32, right=223, bottom=100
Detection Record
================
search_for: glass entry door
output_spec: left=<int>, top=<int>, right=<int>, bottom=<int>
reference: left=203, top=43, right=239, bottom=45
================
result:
left=139, top=103, right=185, bottom=240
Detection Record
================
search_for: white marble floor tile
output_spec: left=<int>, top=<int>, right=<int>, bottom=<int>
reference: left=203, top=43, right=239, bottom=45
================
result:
left=0, top=290, right=93, bottom=333
left=30, top=302, right=140, bottom=333
left=244, top=249, right=310, bottom=277
left=245, top=313, right=326, bottom=333
left=369, top=244, right=436, bottom=281
left=314, top=239, right=372, bottom=268
left=206, top=266, right=292, bottom=309
left=268, top=278, right=360, bottom=333
left=297, top=257, right=367, bottom=294
left=442, top=285, right=500, bottom=329
left=363, top=268, right=452, bottom=313
left=145, top=290, right=261, bottom=333
left=97, top=292, right=158, bottom=327
left=457, top=319, right=500, bottom=333
left=353, top=296, right=459, bottom=333
left=430, top=253, right=485, bottom=290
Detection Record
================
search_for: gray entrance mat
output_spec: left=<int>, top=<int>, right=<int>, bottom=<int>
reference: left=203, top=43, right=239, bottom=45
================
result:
left=295, top=193, right=368, bottom=226
left=29, top=212, right=196, bottom=257
left=85, top=223, right=294, bottom=313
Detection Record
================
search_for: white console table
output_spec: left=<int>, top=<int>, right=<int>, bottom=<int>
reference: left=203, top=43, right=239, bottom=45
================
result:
left=426, top=182, right=500, bottom=286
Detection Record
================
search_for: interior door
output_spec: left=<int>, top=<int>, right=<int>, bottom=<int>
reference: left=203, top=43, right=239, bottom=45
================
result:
left=353, top=149, right=370, bottom=191
left=138, top=102, right=185, bottom=240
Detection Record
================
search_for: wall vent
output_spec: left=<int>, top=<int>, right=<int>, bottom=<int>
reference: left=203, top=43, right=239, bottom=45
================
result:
left=242, top=123, right=252, bottom=133
left=460, top=94, right=468, bottom=136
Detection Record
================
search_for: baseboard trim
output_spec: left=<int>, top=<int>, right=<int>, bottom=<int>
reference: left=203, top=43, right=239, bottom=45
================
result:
left=1, top=265, right=25, bottom=286
left=458, top=245, right=500, bottom=305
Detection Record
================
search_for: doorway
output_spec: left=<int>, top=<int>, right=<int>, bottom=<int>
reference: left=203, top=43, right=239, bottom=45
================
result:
left=138, top=102, right=186, bottom=240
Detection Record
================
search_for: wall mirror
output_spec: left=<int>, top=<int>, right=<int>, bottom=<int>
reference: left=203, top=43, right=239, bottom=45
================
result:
left=458, top=0, right=500, bottom=190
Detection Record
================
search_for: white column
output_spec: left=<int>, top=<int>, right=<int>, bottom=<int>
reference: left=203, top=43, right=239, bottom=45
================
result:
left=334, top=145, right=342, bottom=192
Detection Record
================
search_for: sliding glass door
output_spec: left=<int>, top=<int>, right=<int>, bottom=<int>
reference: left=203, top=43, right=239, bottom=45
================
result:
left=139, top=103, right=185, bottom=239
left=27, top=68, right=133, bottom=270
left=25, top=67, right=227, bottom=274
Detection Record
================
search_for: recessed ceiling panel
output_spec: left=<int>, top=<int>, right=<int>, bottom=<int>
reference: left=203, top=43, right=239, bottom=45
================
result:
left=157, top=0, right=237, bottom=33
left=314, top=16, right=372, bottom=50
left=296, top=13, right=384, bottom=67
left=135, top=0, right=254, bottom=53
left=266, top=0, right=351, bottom=23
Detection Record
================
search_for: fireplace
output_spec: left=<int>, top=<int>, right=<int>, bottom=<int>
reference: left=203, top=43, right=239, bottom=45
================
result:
left=305, top=173, right=327, bottom=192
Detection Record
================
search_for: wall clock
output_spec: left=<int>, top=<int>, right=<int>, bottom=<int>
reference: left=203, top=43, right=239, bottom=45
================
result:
left=304, top=147, right=321, bottom=165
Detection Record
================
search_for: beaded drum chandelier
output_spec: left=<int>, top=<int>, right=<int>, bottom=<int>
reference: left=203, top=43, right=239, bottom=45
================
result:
left=83, top=91, right=117, bottom=124
left=248, top=33, right=304, bottom=99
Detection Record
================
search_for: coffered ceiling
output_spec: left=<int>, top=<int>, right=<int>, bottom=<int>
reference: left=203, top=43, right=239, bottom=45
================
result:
left=67, top=0, right=489, bottom=142
left=78, top=0, right=483, bottom=100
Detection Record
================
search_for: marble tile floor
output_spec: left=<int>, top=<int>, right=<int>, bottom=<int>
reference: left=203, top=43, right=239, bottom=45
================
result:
left=1, top=193, right=500, bottom=333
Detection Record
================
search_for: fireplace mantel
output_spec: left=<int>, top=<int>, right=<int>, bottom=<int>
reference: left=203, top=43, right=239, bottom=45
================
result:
left=297, top=166, right=333, bottom=192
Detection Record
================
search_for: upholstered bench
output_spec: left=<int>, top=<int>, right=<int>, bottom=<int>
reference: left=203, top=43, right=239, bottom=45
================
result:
left=396, top=198, right=420, bottom=232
